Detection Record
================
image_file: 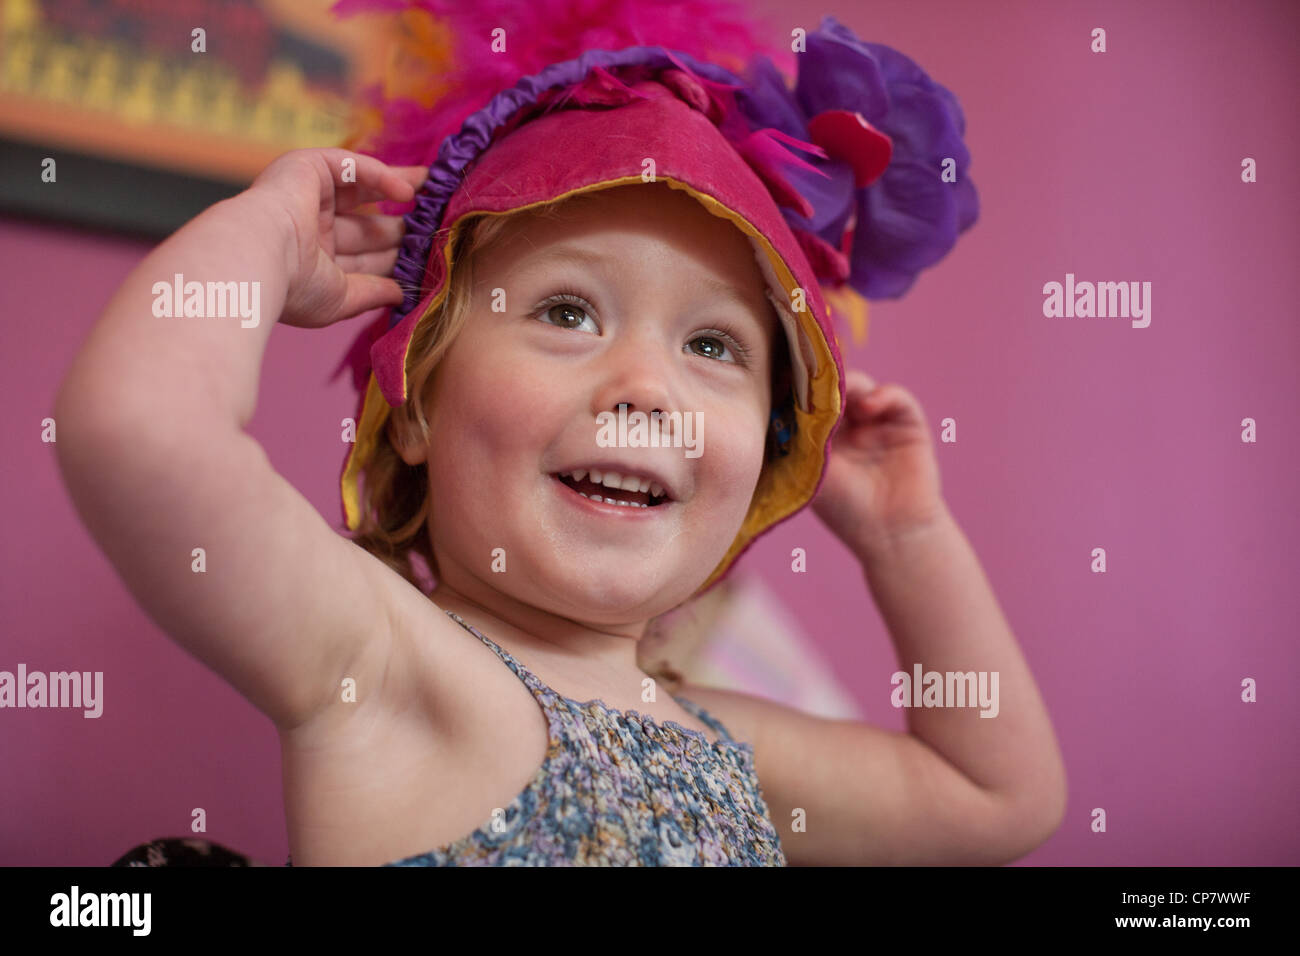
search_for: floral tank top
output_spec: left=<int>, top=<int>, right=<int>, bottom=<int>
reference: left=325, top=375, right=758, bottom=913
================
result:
left=372, top=609, right=787, bottom=866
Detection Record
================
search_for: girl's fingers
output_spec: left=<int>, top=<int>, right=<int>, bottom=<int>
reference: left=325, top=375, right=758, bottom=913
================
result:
left=334, top=214, right=405, bottom=255
left=871, top=385, right=927, bottom=429
left=848, top=391, right=878, bottom=426
left=336, top=247, right=401, bottom=277
left=850, top=383, right=915, bottom=427
left=842, top=369, right=879, bottom=414
left=316, top=150, right=416, bottom=213
left=336, top=165, right=426, bottom=214
left=391, top=165, right=429, bottom=191
left=335, top=183, right=404, bottom=215
left=842, top=367, right=876, bottom=396
left=335, top=274, right=406, bottom=322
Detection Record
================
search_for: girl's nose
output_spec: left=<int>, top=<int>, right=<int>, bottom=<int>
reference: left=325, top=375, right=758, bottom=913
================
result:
left=590, top=334, right=677, bottom=423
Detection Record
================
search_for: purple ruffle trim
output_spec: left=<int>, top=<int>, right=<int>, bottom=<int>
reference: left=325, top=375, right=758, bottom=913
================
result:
left=388, top=46, right=748, bottom=331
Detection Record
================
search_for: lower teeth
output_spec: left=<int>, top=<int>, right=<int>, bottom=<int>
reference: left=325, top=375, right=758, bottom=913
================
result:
left=578, top=491, right=649, bottom=509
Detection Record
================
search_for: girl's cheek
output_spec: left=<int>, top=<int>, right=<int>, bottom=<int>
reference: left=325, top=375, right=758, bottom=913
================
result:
left=710, top=406, right=766, bottom=467
left=698, top=419, right=765, bottom=518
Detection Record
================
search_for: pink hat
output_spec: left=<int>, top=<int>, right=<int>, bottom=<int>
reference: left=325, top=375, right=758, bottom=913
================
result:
left=334, top=2, right=979, bottom=595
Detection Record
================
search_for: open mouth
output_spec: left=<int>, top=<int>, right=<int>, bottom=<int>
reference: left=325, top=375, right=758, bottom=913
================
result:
left=552, top=472, right=671, bottom=509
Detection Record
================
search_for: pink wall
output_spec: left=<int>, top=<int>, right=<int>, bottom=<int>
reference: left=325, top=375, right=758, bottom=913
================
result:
left=2, top=0, right=1297, bottom=866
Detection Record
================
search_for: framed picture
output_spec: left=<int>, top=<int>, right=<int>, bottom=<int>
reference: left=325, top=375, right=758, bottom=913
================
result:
left=0, top=0, right=379, bottom=236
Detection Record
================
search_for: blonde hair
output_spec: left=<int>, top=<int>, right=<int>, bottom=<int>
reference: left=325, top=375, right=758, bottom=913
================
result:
left=347, top=190, right=792, bottom=690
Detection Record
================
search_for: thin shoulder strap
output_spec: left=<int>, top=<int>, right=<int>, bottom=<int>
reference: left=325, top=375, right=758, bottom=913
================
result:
left=443, top=609, right=548, bottom=700
left=673, top=695, right=736, bottom=744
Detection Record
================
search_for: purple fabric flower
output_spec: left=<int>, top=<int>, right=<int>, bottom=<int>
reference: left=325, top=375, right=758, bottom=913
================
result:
left=737, top=16, right=979, bottom=299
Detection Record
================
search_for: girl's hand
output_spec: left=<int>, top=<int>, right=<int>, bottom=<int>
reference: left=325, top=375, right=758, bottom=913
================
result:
left=811, top=368, right=948, bottom=559
left=245, top=148, right=427, bottom=329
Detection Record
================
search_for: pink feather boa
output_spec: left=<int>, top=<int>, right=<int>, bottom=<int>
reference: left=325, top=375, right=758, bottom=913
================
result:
left=331, top=0, right=795, bottom=167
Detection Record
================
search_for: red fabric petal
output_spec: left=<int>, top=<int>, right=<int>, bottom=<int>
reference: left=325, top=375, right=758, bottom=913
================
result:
left=793, top=227, right=851, bottom=283
left=807, top=110, right=893, bottom=188
left=330, top=308, right=388, bottom=392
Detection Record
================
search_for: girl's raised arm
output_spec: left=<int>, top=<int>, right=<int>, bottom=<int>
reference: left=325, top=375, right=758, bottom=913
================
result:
left=53, top=150, right=422, bottom=732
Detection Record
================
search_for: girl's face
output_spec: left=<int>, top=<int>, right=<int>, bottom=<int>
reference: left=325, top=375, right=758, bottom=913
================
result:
left=413, top=182, right=779, bottom=628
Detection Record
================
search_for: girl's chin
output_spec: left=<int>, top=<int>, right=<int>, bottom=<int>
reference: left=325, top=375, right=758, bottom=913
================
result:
left=524, top=562, right=700, bottom=614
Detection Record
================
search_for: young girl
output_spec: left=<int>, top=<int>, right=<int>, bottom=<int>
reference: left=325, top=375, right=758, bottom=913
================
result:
left=61, top=9, right=1066, bottom=866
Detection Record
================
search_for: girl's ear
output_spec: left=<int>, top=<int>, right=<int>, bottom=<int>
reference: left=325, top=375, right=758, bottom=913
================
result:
left=387, top=410, right=429, bottom=466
